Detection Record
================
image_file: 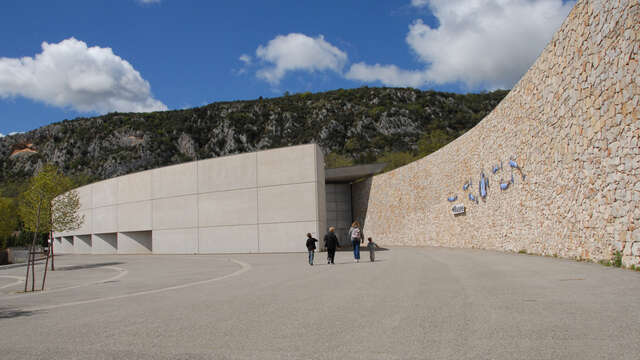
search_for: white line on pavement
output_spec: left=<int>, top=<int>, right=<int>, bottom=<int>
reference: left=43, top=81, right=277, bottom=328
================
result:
left=24, top=258, right=251, bottom=312
left=0, top=275, right=25, bottom=289
left=0, top=266, right=129, bottom=300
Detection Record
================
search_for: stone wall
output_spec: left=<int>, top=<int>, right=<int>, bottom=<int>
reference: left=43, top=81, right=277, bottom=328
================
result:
left=353, top=0, right=640, bottom=266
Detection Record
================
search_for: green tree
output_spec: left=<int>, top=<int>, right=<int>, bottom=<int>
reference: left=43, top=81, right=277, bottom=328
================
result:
left=0, top=197, right=18, bottom=249
left=325, top=152, right=354, bottom=168
left=51, top=189, right=83, bottom=233
left=377, top=152, right=416, bottom=172
left=19, top=164, right=83, bottom=236
left=19, top=164, right=83, bottom=291
left=417, top=129, right=452, bottom=158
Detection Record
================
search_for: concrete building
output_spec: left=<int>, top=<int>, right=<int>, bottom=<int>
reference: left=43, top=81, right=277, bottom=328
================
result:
left=53, top=144, right=383, bottom=254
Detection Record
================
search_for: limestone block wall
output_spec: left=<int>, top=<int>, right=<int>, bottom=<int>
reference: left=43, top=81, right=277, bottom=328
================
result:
left=353, top=0, right=640, bottom=266
left=54, top=144, right=325, bottom=254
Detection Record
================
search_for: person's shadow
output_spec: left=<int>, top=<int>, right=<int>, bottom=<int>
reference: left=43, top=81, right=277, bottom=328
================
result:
left=0, top=306, right=36, bottom=319
left=333, top=246, right=389, bottom=252
left=314, top=258, right=386, bottom=266
left=315, top=247, right=389, bottom=265
left=55, top=262, right=124, bottom=271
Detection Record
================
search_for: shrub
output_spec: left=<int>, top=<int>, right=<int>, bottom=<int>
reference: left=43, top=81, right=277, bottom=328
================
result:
left=612, top=251, right=623, bottom=268
left=377, top=152, right=416, bottom=172
left=325, top=152, right=354, bottom=169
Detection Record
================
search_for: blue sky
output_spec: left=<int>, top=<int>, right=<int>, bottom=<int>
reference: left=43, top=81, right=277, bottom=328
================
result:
left=0, top=0, right=574, bottom=135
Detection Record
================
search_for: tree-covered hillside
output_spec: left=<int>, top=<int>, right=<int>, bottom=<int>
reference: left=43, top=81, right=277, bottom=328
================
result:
left=0, top=87, right=508, bottom=191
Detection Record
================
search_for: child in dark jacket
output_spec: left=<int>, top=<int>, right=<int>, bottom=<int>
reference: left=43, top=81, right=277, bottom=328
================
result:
left=323, top=227, right=339, bottom=264
left=367, top=237, right=379, bottom=262
left=305, top=233, right=318, bottom=265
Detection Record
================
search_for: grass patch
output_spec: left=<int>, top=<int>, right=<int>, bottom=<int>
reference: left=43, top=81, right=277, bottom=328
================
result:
left=510, top=248, right=638, bottom=272
left=597, top=251, right=622, bottom=268
left=598, top=259, right=612, bottom=267
left=612, top=251, right=623, bottom=268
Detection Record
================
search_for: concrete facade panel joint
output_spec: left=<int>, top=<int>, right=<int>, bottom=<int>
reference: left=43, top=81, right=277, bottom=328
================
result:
left=59, top=144, right=325, bottom=254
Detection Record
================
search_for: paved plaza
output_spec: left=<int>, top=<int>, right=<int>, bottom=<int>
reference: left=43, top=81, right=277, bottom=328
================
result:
left=1, top=247, right=639, bottom=359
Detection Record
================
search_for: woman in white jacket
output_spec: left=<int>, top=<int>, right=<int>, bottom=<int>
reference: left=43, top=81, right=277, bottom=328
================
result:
left=348, top=221, right=364, bottom=263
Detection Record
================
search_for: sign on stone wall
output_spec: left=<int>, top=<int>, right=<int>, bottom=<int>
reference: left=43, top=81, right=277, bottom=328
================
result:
left=452, top=204, right=465, bottom=215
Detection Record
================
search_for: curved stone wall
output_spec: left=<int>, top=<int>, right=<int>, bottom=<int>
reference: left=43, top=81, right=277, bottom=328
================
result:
left=353, top=0, right=640, bottom=266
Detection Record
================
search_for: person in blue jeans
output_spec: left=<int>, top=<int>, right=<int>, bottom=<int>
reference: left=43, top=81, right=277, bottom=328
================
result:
left=348, top=221, right=364, bottom=263
left=305, top=233, right=318, bottom=265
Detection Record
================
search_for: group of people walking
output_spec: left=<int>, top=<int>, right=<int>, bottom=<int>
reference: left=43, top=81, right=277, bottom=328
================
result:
left=305, top=221, right=379, bottom=266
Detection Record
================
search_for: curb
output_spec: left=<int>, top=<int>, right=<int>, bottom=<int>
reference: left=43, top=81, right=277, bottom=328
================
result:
left=0, top=258, right=47, bottom=270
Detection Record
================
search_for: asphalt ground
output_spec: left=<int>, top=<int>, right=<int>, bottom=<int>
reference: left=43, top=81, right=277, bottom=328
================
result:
left=1, top=247, right=639, bottom=359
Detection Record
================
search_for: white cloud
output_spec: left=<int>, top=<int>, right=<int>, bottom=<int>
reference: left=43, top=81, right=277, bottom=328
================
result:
left=137, top=0, right=161, bottom=3
left=0, top=132, right=23, bottom=138
left=347, top=63, right=426, bottom=88
left=0, top=38, right=167, bottom=113
left=347, top=0, right=574, bottom=89
left=254, top=33, right=348, bottom=85
left=238, top=54, right=252, bottom=65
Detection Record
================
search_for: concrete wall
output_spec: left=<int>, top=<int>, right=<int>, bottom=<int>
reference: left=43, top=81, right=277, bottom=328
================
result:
left=92, top=233, right=117, bottom=254
left=60, top=236, right=74, bottom=254
left=54, top=144, right=325, bottom=254
left=326, top=184, right=352, bottom=246
left=118, top=231, right=152, bottom=254
left=74, top=235, right=92, bottom=254
left=316, top=147, right=327, bottom=249
left=53, top=237, right=63, bottom=254
left=353, top=0, right=640, bottom=266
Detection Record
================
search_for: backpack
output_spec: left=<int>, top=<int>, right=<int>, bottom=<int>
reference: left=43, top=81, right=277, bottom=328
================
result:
left=352, top=228, right=361, bottom=239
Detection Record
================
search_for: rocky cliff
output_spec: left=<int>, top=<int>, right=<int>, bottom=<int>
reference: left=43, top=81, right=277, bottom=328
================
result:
left=0, top=87, right=506, bottom=185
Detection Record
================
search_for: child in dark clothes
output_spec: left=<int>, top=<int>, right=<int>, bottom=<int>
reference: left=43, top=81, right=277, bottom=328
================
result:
left=367, top=237, right=379, bottom=262
left=305, top=233, right=318, bottom=265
